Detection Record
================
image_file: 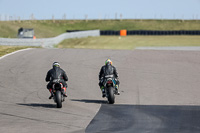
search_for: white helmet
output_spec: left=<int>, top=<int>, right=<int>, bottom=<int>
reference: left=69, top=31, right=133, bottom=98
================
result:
left=52, top=62, right=60, bottom=67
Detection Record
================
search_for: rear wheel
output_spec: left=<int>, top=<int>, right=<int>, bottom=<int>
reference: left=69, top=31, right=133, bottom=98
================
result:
left=107, top=87, right=115, bottom=104
left=56, top=91, right=62, bottom=108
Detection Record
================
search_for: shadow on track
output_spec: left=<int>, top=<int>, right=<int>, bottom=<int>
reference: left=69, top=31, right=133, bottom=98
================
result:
left=17, top=103, right=56, bottom=108
left=86, top=104, right=200, bottom=133
left=71, top=99, right=107, bottom=104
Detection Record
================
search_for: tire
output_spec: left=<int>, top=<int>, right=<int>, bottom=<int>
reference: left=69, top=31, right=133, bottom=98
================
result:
left=56, top=91, right=62, bottom=108
left=107, top=87, right=115, bottom=104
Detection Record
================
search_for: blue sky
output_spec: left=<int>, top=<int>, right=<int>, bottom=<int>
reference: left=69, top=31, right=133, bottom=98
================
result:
left=0, top=0, right=200, bottom=20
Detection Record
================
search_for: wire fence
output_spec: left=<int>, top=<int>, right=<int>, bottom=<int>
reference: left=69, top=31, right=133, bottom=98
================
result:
left=0, top=14, right=200, bottom=21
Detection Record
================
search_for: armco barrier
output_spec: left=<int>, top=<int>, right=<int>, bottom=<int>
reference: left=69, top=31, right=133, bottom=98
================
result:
left=0, top=30, right=100, bottom=48
left=100, top=30, right=200, bottom=35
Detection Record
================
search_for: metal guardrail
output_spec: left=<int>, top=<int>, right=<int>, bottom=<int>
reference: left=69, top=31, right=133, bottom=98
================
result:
left=0, top=30, right=100, bottom=48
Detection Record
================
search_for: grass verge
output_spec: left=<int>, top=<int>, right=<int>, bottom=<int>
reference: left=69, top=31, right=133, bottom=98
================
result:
left=0, top=46, right=39, bottom=57
left=57, top=36, right=200, bottom=50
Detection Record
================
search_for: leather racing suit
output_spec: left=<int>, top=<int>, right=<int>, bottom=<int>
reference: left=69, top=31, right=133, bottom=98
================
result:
left=46, top=66, right=68, bottom=91
left=98, top=64, right=120, bottom=92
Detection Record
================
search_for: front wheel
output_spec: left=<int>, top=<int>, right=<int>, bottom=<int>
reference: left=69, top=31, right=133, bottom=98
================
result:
left=107, top=87, right=115, bottom=104
left=56, top=91, right=62, bottom=108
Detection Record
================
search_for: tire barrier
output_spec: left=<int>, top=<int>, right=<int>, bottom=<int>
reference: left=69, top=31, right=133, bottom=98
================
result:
left=100, top=30, right=200, bottom=35
left=100, top=30, right=120, bottom=35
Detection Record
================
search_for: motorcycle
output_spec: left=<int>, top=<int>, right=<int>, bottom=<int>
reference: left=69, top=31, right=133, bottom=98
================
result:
left=103, top=75, right=118, bottom=104
left=52, top=79, right=66, bottom=108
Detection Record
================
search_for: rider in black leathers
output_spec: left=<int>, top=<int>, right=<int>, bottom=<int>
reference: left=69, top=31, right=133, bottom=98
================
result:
left=45, top=62, right=68, bottom=99
left=99, top=59, right=120, bottom=97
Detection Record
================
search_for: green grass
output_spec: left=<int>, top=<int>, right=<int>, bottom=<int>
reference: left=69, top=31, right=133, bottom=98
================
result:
left=1, top=20, right=200, bottom=54
left=57, top=36, right=200, bottom=50
left=0, top=46, right=40, bottom=57
left=0, top=20, right=200, bottom=38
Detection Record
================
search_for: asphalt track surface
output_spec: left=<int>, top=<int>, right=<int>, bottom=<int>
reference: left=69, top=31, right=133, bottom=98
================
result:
left=1, top=48, right=200, bottom=133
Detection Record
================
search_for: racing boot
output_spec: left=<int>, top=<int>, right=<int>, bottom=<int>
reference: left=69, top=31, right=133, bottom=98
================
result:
left=115, top=85, right=120, bottom=95
left=101, top=86, right=106, bottom=98
left=63, top=93, right=68, bottom=97
left=49, top=89, right=53, bottom=99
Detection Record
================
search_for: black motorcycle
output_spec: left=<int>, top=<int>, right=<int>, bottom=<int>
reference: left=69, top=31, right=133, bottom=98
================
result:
left=103, top=75, right=117, bottom=104
left=52, top=79, right=66, bottom=108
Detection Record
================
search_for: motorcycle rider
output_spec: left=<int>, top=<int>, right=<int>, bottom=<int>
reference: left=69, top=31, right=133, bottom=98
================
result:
left=45, top=62, right=68, bottom=99
left=99, top=59, right=120, bottom=97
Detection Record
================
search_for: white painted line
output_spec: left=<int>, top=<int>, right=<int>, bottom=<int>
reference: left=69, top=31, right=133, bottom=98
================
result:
left=136, top=47, right=200, bottom=51
left=0, top=48, right=33, bottom=60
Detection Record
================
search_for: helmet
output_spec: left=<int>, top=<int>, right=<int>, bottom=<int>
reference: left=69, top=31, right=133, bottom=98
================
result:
left=53, top=62, right=60, bottom=67
left=105, top=59, right=112, bottom=65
